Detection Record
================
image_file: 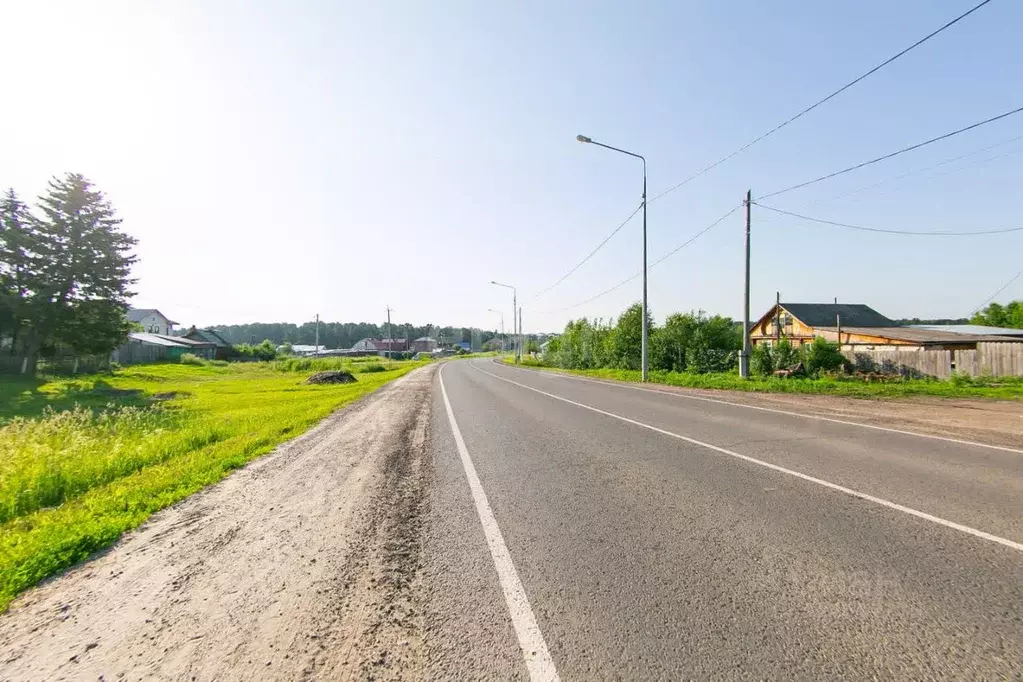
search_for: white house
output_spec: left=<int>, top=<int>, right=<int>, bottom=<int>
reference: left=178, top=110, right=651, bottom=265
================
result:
left=127, top=308, right=179, bottom=336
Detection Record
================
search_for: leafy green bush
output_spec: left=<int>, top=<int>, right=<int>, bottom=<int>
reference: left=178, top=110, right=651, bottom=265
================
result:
left=802, top=337, right=846, bottom=376
left=771, top=338, right=800, bottom=370
left=233, top=339, right=277, bottom=361
left=949, top=371, right=975, bottom=388
left=358, top=363, right=387, bottom=373
left=179, top=353, right=207, bottom=366
left=750, top=344, right=773, bottom=376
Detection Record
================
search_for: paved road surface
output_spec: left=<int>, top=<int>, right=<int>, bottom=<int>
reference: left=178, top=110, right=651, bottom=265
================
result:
left=2, top=359, right=1020, bottom=680
left=430, top=358, right=1022, bottom=679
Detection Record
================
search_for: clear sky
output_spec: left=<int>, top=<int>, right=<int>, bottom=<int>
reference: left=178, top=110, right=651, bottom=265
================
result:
left=4, top=0, right=1021, bottom=333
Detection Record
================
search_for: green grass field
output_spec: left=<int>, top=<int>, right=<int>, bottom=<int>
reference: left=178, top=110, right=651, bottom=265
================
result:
left=504, top=356, right=1023, bottom=400
left=0, top=359, right=426, bottom=611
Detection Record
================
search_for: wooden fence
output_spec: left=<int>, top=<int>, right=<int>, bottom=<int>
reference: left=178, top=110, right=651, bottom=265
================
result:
left=843, top=349, right=952, bottom=379
left=0, top=354, right=111, bottom=375
left=954, top=342, right=1023, bottom=377
left=843, top=342, right=1023, bottom=379
left=110, top=343, right=172, bottom=366
left=1, top=343, right=181, bottom=375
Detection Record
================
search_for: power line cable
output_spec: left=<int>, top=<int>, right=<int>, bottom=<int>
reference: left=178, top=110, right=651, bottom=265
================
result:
left=754, top=202, right=1023, bottom=236
left=533, top=1, right=997, bottom=300
left=757, top=105, right=1023, bottom=200
left=648, top=0, right=997, bottom=203
left=547, top=204, right=742, bottom=313
left=532, top=203, right=643, bottom=298
left=810, top=133, right=1023, bottom=206
left=973, top=269, right=1023, bottom=313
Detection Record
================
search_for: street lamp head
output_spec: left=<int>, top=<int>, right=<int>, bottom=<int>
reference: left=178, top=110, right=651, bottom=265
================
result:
left=576, top=134, right=592, bottom=144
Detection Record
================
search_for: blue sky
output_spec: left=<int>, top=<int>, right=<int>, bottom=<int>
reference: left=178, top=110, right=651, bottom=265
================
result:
left=3, top=1, right=1021, bottom=332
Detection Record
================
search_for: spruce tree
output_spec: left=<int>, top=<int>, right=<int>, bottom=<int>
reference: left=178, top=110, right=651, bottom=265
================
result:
left=31, top=173, right=138, bottom=358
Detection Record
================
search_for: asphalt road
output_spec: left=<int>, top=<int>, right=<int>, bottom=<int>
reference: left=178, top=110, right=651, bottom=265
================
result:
left=428, top=358, right=1023, bottom=679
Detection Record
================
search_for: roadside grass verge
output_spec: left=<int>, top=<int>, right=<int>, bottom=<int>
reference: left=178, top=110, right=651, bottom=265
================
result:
left=270, top=356, right=421, bottom=373
left=503, top=356, right=1023, bottom=400
left=0, top=360, right=426, bottom=611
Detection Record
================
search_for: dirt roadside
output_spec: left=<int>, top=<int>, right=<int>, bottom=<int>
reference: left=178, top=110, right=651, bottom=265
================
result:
left=625, top=382, right=1023, bottom=449
left=0, top=364, right=438, bottom=682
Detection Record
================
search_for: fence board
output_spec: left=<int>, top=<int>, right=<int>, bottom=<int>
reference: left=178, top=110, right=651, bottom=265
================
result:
left=845, top=343, right=1023, bottom=379
left=843, top=350, right=952, bottom=379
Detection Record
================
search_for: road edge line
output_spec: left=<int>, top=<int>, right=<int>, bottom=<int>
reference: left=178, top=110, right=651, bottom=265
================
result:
left=438, top=364, right=561, bottom=681
left=472, top=363, right=1023, bottom=554
left=492, top=360, right=1023, bottom=456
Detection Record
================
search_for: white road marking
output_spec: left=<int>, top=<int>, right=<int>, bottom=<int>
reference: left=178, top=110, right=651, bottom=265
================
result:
left=494, top=360, right=1023, bottom=456
left=438, top=365, right=561, bottom=682
left=471, top=363, right=1023, bottom=553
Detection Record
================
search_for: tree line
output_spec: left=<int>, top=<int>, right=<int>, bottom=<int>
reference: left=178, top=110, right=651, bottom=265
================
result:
left=542, top=303, right=845, bottom=378
left=971, top=300, right=1023, bottom=329
left=544, top=304, right=743, bottom=373
left=0, top=175, right=136, bottom=369
left=212, top=321, right=500, bottom=349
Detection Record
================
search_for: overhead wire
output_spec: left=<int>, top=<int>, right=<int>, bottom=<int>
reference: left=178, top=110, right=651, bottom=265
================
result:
left=648, top=0, right=997, bottom=203
left=754, top=202, right=1023, bottom=236
left=756, top=105, right=1023, bottom=200
left=809, top=133, right=1023, bottom=206
left=531, top=203, right=642, bottom=299
left=544, top=204, right=742, bottom=313
left=531, top=0, right=998, bottom=300
left=973, top=269, right=1023, bottom=313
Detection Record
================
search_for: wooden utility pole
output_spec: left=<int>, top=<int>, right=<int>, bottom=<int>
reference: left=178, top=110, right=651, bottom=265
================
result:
left=385, top=306, right=393, bottom=358
left=314, top=314, right=319, bottom=356
left=775, top=291, right=781, bottom=344
left=836, top=313, right=842, bottom=348
left=741, top=190, right=752, bottom=378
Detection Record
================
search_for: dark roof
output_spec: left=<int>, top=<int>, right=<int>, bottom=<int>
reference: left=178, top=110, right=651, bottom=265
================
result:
left=781, top=303, right=894, bottom=328
left=184, top=328, right=232, bottom=346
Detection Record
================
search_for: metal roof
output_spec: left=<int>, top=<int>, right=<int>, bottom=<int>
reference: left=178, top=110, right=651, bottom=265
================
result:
left=781, top=303, right=894, bottom=328
left=820, top=326, right=1023, bottom=345
left=908, top=324, right=1023, bottom=337
left=129, top=332, right=191, bottom=348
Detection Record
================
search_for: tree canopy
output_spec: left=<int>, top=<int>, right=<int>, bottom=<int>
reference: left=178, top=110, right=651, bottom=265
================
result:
left=971, top=301, right=1023, bottom=329
left=0, top=174, right=137, bottom=364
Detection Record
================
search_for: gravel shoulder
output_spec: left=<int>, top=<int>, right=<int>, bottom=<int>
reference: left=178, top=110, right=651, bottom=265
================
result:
left=0, top=364, right=438, bottom=681
left=659, top=386, right=1023, bottom=448
left=512, top=364, right=1023, bottom=449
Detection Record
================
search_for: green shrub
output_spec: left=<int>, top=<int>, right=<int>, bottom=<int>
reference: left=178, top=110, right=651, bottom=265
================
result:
left=210, top=359, right=229, bottom=367
left=949, top=371, right=975, bottom=388
left=179, top=353, right=207, bottom=366
left=771, top=338, right=800, bottom=370
left=233, top=339, right=277, bottom=361
left=750, top=344, right=773, bottom=376
left=803, top=337, right=846, bottom=376
left=358, top=363, right=386, bottom=373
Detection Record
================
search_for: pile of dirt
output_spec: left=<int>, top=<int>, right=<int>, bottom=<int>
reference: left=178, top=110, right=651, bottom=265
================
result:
left=306, top=370, right=358, bottom=384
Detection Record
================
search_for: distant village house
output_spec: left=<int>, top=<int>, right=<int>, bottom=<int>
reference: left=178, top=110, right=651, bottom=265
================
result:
left=127, top=308, right=178, bottom=336
left=751, top=302, right=1023, bottom=351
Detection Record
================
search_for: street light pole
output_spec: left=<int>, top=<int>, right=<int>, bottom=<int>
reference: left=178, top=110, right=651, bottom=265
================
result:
left=490, top=281, right=518, bottom=363
left=577, top=134, right=648, bottom=381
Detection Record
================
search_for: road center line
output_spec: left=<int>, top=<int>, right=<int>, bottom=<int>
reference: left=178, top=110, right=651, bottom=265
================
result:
left=471, top=362, right=1023, bottom=554
left=494, top=360, right=1023, bottom=456
left=438, top=365, right=561, bottom=682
